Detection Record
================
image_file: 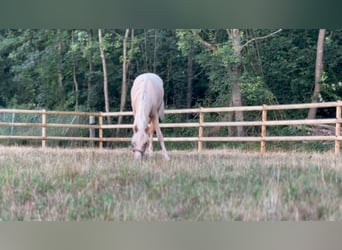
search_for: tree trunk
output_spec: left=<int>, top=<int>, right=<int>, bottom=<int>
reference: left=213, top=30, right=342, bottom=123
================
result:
left=186, top=41, right=193, bottom=119
left=308, top=29, right=326, bottom=119
left=144, top=29, right=149, bottom=71
left=56, top=29, right=64, bottom=106
left=72, top=65, right=79, bottom=111
left=87, top=29, right=93, bottom=110
left=230, top=29, right=245, bottom=136
left=71, top=30, right=79, bottom=111
left=227, top=98, right=235, bottom=136
left=117, top=29, right=130, bottom=135
left=153, top=29, right=158, bottom=73
left=98, top=29, right=111, bottom=124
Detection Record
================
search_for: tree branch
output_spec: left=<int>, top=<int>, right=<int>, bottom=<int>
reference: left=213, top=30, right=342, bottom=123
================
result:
left=191, top=30, right=217, bottom=51
left=238, top=29, right=282, bottom=53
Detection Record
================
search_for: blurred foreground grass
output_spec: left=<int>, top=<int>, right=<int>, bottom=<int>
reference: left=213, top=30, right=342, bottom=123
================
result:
left=0, top=146, right=341, bottom=221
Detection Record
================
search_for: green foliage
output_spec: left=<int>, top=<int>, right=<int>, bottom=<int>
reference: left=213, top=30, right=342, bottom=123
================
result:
left=259, top=29, right=318, bottom=105
left=240, top=74, right=276, bottom=105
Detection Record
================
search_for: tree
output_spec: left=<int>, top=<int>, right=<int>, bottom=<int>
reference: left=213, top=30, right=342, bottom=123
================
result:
left=86, top=29, right=94, bottom=110
left=230, top=29, right=282, bottom=134
left=189, top=29, right=246, bottom=135
left=228, top=29, right=244, bottom=136
left=56, top=29, right=63, bottom=90
left=98, top=29, right=111, bottom=123
left=70, top=30, right=79, bottom=111
left=186, top=39, right=194, bottom=113
left=308, top=29, right=326, bottom=119
left=117, top=29, right=131, bottom=134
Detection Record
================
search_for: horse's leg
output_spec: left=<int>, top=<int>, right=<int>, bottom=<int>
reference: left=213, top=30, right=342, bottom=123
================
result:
left=146, top=121, right=154, bottom=156
left=153, top=117, right=170, bottom=160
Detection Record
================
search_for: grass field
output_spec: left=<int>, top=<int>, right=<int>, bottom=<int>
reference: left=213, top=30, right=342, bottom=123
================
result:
left=0, top=146, right=341, bottom=221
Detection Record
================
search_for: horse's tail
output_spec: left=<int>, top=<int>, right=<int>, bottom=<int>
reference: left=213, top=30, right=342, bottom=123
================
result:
left=158, top=100, right=165, bottom=120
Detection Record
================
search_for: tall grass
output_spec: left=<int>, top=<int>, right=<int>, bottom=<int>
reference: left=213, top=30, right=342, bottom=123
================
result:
left=0, top=146, right=341, bottom=221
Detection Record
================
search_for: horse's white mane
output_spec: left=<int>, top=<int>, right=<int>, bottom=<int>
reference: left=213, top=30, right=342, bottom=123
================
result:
left=133, top=76, right=148, bottom=130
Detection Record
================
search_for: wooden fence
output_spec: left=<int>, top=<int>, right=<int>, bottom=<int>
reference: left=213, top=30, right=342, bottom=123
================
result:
left=1, top=101, right=342, bottom=154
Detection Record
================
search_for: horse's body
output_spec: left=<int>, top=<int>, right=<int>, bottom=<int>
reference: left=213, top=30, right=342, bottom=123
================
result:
left=130, top=73, right=169, bottom=160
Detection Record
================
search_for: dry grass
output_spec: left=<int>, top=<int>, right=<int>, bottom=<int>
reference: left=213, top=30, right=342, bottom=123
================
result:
left=0, top=146, right=341, bottom=221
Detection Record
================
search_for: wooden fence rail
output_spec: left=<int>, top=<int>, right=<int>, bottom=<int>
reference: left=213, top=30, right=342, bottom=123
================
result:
left=1, top=101, right=342, bottom=154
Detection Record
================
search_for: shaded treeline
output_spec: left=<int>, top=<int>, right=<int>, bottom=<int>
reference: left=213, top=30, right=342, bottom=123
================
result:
left=1, top=29, right=342, bottom=130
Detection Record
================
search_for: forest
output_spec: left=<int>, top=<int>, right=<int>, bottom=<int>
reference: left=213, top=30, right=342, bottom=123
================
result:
left=0, top=29, right=342, bottom=128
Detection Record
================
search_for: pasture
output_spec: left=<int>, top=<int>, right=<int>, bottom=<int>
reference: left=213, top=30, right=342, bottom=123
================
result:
left=0, top=146, right=341, bottom=221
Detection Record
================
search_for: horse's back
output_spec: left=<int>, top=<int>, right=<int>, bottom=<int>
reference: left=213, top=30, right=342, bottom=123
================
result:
left=131, top=73, right=164, bottom=115
left=132, top=73, right=163, bottom=93
left=131, top=73, right=164, bottom=106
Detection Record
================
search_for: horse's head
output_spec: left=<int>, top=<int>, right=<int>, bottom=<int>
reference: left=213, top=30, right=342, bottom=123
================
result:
left=131, top=125, right=149, bottom=160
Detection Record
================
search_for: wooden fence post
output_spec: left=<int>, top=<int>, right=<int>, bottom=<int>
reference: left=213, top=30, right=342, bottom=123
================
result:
left=89, top=115, right=96, bottom=147
left=10, top=112, right=15, bottom=136
left=335, top=101, right=341, bottom=155
left=261, top=104, right=267, bottom=154
left=99, top=113, right=103, bottom=149
left=42, top=109, right=46, bottom=148
left=198, top=107, right=204, bottom=152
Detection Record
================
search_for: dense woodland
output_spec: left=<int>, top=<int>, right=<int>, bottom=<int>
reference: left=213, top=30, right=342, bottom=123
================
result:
left=1, top=29, right=342, bottom=134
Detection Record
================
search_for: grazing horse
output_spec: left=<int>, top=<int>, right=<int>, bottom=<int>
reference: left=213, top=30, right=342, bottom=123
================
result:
left=130, top=73, right=170, bottom=161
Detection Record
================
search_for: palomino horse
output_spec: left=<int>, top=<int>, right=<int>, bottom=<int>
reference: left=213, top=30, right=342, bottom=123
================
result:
left=130, top=73, right=170, bottom=160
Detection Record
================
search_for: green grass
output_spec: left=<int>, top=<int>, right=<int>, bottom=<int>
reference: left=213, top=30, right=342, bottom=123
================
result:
left=0, top=146, right=341, bottom=221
